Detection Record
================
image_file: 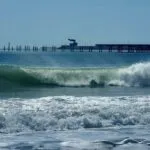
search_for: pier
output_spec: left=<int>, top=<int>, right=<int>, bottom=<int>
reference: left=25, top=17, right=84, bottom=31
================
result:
left=1, top=40, right=150, bottom=53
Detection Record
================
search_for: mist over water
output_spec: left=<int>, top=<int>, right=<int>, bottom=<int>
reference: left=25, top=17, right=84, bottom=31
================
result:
left=0, top=51, right=150, bottom=67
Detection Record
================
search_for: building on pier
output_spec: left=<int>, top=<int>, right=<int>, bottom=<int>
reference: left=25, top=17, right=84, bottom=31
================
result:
left=58, top=39, right=150, bottom=53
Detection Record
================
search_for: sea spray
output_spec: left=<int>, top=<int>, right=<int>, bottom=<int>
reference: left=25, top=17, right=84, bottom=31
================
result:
left=118, top=62, right=150, bottom=87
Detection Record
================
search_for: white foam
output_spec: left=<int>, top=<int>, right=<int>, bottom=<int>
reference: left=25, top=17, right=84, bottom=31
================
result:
left=118, top=62, right=150, bottom=87
left=0, top=95, right=150, bottom=133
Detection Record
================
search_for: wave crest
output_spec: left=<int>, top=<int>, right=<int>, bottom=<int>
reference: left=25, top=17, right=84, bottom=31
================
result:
left=118, top=62, right=150, bottom=87
left=1, top=62, right=150, bottom=88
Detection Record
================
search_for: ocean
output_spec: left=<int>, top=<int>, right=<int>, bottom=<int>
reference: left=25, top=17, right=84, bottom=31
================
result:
left=0, top=52, right=150, bottom=150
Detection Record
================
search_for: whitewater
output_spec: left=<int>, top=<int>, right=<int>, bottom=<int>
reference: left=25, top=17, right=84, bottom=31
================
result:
left=1, top=53, right=150, bottom=150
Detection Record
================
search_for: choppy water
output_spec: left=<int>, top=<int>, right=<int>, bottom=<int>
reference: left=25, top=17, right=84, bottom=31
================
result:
left=1, top=52, right=150, bottom=150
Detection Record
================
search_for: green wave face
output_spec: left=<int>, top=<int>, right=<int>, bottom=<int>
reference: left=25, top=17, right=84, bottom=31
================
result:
left=0, top=65, right=117, bottom=88
left=1, top=62, right=150, bottom=89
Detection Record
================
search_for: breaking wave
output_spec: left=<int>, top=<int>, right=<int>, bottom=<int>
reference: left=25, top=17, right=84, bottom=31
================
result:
left=0, top=95, right=150, bottom=133
left=1, top=62, right=150, bottom=88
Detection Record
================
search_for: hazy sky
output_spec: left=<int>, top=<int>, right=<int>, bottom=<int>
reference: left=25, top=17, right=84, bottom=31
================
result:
left=0, top=0, right=150, bottom=46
